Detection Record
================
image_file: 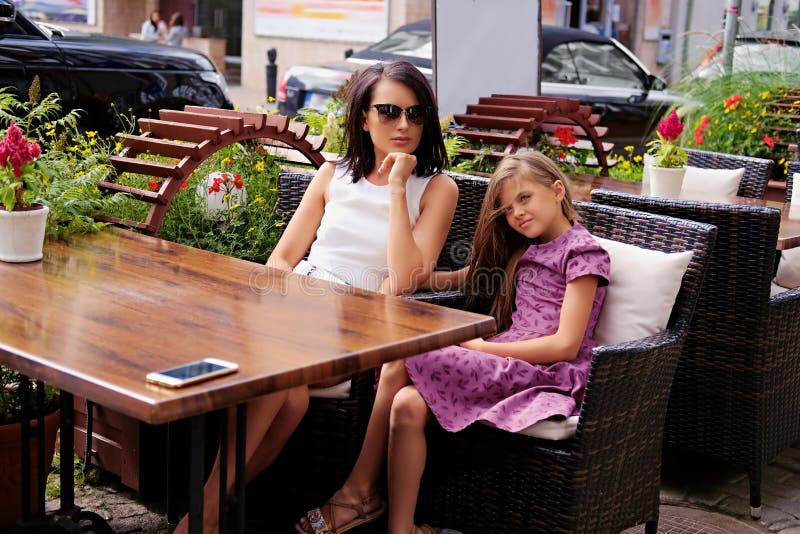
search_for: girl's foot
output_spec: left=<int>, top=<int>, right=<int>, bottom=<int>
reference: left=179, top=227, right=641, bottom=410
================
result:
left=295, top=489, right=386, bottom=534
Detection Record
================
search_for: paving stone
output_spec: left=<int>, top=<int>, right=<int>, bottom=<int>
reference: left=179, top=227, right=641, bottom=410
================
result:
left=686, top=486, right=728, bottom=507
left=777, top=528, right=800, bottom=534
left=769, top=518, right=800, bottom=531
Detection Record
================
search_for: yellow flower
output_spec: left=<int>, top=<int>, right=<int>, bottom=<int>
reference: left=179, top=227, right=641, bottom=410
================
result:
left=268, top=96, right=276, bottom=103
left=247, top=227, right=255, bottom=233
left=230, top=203, right=239, bottom=210
left=750, top=128, right=757, bottom=133
left=234, top=104, right=241, bottom=111
left=760, top=91, right=771, bottom=100
left=728, top=124, right=732, bottom=130
left=86, top=131, right=97, bottom=138
left=779, top=158, right=786, bottom=165
left=255, top=160, right=265, bottom=172
left=275, top=221, right=285, bottom=227
left=82, top=148, right=91, bottom=156
left=46, top=129, right=56, bottom=137
left=633, top=155, right=643, bottom=163
left=89, top=138, right=97, bottom=146
left=624, top=145, right=634, bottom=152
left=115, top=142, right=122, bottom=152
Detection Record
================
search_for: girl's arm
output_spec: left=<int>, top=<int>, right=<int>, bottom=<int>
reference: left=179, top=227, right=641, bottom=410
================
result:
left=380, top=154, right=458, bottom=295
left=419, top=266, right=469, bottom=291
left=266, top=162, right=335, bottom=271
left=460, top=275, right=599, bottom=364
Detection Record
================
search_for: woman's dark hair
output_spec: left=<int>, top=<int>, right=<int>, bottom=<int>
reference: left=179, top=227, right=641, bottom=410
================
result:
left=340, top=61, right=447, bottom=182
left=149, top=10, right=160, bottom=29
left=169, top=12, right=184, bottom=27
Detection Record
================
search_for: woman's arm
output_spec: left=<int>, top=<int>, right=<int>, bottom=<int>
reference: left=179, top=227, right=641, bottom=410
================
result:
left=460, top=275, right=599, bottom=364
left=380, top=156, right=458, bottom=295
left=266, top=162, right=335, bottom=271
left=419, top=266, right=469, bottom=291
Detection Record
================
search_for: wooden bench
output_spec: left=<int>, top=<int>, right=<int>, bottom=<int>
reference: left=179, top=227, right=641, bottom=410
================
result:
left=450, top=94, right=613, bottom=174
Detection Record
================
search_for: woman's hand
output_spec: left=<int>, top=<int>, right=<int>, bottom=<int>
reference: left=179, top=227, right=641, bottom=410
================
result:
left=378, top=153, right=417, bottom=192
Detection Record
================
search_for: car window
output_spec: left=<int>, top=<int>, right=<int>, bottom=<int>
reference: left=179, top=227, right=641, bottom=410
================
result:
left=566, top=41, right=645, bottom=90
left=0, top=19, right=33, bottom=37
left=367, top=30, right=431, bottom=59
left=542, top=42, right=580, bottom=84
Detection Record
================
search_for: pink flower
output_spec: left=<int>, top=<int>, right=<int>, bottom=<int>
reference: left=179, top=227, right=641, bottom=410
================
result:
left=657, top=110, right=683, bottom=142
left=0, top=121, right=42, bottom=178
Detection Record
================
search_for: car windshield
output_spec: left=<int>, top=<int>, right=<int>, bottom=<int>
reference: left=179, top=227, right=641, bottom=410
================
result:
left=367, top=29, right=431, bottom=59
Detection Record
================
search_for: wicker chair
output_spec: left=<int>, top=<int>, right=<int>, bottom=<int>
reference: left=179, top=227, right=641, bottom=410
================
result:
left=786, top=160, right=798, bottom=203
left=591, top=189, right=800, bottom=518
left=254, top=170, right=491, bottom=528
left=685, top=147, right=773, bottom=199
left=416, top=202, right=716, bottom=534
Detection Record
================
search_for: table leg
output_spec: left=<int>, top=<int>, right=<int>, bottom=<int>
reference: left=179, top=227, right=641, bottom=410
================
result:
left=19, top=376, right=32, bottom=522
left=35, top=381, right=46, bottom=519
left=218, top=409, right=228, bottom=534
left=235, top=403, right=246, bottom=534
left=188, top=414, right=206, bottom=534
left=59, top=391, right=75, bottom=513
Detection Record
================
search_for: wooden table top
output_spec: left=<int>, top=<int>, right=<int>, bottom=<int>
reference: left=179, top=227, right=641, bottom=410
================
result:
left=566, top=174, right=800, bottom=250
left=0, top=229, right=495, bottom=424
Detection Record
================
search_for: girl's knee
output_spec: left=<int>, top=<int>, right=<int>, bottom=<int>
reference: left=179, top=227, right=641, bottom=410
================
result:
left=390, top=386, right=429, bottom=430
left=379, top=360, right=410, bottom=387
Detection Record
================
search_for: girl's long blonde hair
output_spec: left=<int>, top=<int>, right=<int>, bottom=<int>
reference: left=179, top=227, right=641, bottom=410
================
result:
left=465, top=152, right=578, bottom=332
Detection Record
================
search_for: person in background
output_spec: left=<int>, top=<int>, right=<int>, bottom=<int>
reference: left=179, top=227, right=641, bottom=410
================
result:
left=140, top=10, right=167, bottom=42
left=166, top=12, right=188, bottom=47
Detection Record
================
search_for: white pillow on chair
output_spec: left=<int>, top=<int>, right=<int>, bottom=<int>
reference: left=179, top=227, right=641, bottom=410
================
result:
left=681, top=166, right=745, bottom=197
left=592, top=236, right=693, bottom=346
left=774, top=174, right=800, bottom=290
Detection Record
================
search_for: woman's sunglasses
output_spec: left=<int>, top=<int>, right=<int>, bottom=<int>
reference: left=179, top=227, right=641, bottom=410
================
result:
left=370, top=104, right=429, bottom=126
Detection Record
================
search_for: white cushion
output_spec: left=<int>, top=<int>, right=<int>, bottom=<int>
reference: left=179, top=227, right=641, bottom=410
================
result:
left=771, top=281, right=790, bottom=296
left=792, top=173, right=800, bottom=206
left=309, top=380, right=351, bottom=399
left=681, top=166, right=744, bottom=197
left=775, top=248, right=800, bottom=290
left=480, top=415, right=580, bottom=440
left=592, top=236, right=693, bottom=346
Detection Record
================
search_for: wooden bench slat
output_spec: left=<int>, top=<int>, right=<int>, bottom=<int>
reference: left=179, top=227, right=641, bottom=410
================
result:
left=453, top=114, right=538, bottom=130
left=97, top=180, right=165, bottom=203
left=450, top=128, right=526, bottom=146
left=159, top=110, right=244, bottom=135
left=109, top=155, right=180, bottom=178
left=138, top=119, right=222, bottom=144
left=115, top=134, right=201, bottom=160
left=465, top=104, right=547, bottom=121
left=94, top=214, right=155, bottom=232
left=183, top=105, right=268, bottom=130
left=478, top=96, right=558, bottom=113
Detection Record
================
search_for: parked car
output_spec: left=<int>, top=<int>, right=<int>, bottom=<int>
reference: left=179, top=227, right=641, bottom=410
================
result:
left=277, top=20, right=675, bottom=146
left=0, top=0, right=232, bottom=134
left=691, top=30, right=800, bottom=78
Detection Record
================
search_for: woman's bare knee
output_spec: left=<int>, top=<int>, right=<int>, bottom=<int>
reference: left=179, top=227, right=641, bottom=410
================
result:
left=379, top=360, right=410, bottom=388
left=283, top=386, right=310, bottom=421
left=390, top=386, right=429, bottom=430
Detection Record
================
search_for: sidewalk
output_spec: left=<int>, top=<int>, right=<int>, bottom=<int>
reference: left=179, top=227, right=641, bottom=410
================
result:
left=44, top=443, right=800, bottom=533
left=227, top=84, right=270, bottom=113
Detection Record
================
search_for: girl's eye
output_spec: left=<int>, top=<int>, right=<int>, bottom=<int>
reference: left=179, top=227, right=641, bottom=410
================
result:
left=520, top=194, right=531, bottom=202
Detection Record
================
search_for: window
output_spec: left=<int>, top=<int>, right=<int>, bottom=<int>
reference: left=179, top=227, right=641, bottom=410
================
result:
left=543, top=41, right=647, bottom=89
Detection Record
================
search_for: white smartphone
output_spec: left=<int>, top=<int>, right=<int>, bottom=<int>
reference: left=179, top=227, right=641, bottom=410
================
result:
left=146, top=358, right=239, bottom=388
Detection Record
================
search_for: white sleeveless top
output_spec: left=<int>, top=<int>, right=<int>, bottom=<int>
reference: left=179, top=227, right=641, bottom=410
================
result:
left=299, top=164, right=435, bottom=292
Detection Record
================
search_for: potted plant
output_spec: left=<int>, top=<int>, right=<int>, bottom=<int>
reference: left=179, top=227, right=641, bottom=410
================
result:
left=647, top=109, right=688, bottom=198
left=0, top=368, right=60, bottom=527
left=0, top=120, right=51, bottom=262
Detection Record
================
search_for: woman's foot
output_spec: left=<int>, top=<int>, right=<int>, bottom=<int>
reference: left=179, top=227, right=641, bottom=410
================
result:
left=295, top=488, right=386, bottom=534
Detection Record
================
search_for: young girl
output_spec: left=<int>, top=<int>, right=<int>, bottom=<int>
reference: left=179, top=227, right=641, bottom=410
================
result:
left=297, top=152, right=610, bottom=534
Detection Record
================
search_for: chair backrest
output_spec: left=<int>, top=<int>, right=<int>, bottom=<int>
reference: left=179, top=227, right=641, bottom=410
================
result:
left=685, top=147, right=773, bottom=199
left=277, top=171, right=490, bottom=270
left=590, top=189, right=781, bottom=455
left=787, top=160, right=799, bottom=203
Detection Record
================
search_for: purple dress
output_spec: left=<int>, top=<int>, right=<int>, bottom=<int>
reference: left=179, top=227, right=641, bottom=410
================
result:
left=405, top=222, right=610, bottom=433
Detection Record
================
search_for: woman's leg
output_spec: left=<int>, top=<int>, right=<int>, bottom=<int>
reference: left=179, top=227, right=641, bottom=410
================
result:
left=386, top=385, right=432, bottom=534
left=297, top=360, right=411, bottom=531
left=176, top=386, right=309, bottom=534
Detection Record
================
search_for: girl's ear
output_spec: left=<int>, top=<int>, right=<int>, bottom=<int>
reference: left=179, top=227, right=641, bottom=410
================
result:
left=362, top=109, right=370, bottom=132
left=552, top=179, right=566, bottom=201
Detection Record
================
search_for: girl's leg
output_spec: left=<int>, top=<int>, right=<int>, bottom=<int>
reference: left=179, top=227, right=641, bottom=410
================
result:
left=386, top=385, right=432, bottom=534
left=297, top=360, right=411, bottom=531
left=176, top=386, right=309, bottom=534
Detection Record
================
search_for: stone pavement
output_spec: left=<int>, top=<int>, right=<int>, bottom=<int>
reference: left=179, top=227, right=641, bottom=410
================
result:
left=42, top=442, right=800, bottom=533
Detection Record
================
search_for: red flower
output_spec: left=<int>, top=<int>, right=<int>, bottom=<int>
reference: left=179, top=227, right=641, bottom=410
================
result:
left=148, top=180, right=161, bottom=192
left=179, top=181, right=188, bottom=190
left=724, top=95, right=743, bottom=111
left=208, top=182, right=221, bottom=193
left=227, top=157, right=234, bottom=167
left=657, top=110, right=683, bottom=142
left=0, top=120, right=41, bottom=178
left=233, top=174, right=244, bottom=189
left=256, top=145, right=267, bottom=154
left=554, top=127, right=577, bottom=147
left=764, top=134, right=775, bottom=148
left=693, top=115, right=710, bottom=146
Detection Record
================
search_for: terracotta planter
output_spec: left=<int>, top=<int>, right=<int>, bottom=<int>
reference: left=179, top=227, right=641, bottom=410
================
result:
left=0, top=204, right=49, bottom=263
left=0, top=409, right=60, bottom=528
left=649, top=166, right=686, bottom=199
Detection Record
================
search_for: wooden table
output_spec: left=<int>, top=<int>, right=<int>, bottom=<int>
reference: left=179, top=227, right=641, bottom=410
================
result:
left=0, top=228, right=495, bottom=532
left=566, top=174, right=800, bottom=250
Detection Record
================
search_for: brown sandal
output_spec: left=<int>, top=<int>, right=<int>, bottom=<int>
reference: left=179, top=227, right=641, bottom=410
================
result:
left=295, top=494, right=386, bottom=534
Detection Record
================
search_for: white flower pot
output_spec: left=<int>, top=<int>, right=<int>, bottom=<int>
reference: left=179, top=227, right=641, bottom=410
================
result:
left=0, top=205, right=49, bottom=263
left=198, top=172, right=247, bottom=218
left=649, top=166, right=686, bottom=199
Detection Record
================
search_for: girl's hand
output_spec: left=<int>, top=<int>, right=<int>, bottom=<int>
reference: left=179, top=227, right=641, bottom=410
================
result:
left=460, top=338, right=486, bottom=351
left=378, top=152, right=417, bottom=191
